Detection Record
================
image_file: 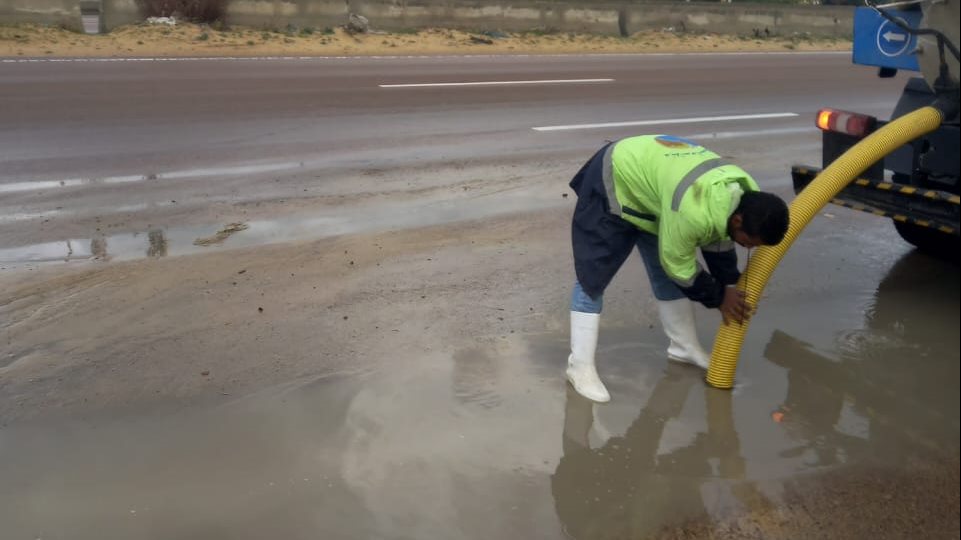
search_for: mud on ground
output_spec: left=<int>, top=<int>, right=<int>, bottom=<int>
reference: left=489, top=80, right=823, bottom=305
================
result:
left=0, top=208, right=576, bottom=422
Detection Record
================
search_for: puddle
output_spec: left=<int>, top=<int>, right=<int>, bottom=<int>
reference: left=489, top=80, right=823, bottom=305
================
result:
left=0, top=187, right=562, bottom=266
left=0, top=252, right=956, bottom=539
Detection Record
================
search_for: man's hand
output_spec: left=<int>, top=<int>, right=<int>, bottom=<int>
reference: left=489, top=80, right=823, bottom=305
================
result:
left=720, top=286, right=753, bottom=325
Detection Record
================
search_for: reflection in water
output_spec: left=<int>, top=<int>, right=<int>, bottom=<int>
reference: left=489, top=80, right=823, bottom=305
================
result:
left=2, top=187, right=558, bottom=266
left=550, top=252, right=959, bottom=538
left=0, top=228, right=172, bottom=264
left=764, top=251, right=960, bottom=467
left=451, top=347, right=503, bottom=409
left=90, top=235, right=108, bottom=260
left=552, top=366, right=764, bottom=540
left=147, top=229, right=168, bottom=258
left=765, top=332, right=871, bottom=466
left=0, top=376, right=377, bottom=540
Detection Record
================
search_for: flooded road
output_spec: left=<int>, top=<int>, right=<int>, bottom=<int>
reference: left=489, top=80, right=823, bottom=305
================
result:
left=1, top=53, right=957, bottom=539
left=2, top=234, right=957, bottom=539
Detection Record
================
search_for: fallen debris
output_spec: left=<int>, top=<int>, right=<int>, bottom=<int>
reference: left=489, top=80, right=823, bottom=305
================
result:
left=346, top=13, right=369, bottom=35
left=193, top=223, right=249, bottom=246
left=146, top=16, right=176, bottom=26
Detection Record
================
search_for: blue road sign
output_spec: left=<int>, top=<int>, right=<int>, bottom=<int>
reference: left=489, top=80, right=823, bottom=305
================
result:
left=853, top=7, right=921, bottom=71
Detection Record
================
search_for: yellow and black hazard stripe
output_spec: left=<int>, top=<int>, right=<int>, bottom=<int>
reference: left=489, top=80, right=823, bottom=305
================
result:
left=829, top=198, right=957, bottom=234
left=793, top=165, right=959, bottom=234
left=849, top=177, right=961, bottom=206
left=792, top=166, right=961, bottom=206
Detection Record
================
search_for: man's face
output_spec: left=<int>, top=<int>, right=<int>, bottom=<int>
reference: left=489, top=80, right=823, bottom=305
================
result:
left=729, top=214, right=765, bottom=248
left=733, top=229, right=764, bottom=248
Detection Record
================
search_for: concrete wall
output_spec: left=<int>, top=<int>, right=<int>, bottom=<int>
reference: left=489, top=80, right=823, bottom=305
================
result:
left=623, top=3, right=851, bottom=37
left=343, top=0, right=622, bottom=34
left=228, top=0, right=852, bottom=37
left=102, top=0, right=141, bottom=29
left=0, top=0, right=78, bottom=28
left=0, top=0, right=854, bottom=38
left=228, top=0, right=346, bottom=29
left=0, top=0, right=140, bottom=31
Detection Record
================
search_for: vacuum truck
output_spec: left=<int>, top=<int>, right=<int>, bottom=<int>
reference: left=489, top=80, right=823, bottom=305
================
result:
left=791, top=0, right=959, bottom=260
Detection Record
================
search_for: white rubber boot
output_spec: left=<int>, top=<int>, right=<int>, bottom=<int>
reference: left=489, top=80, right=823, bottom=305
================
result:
left=566, top=311, right=610, bottom=403
left=657, top=299, right=711, bottom=370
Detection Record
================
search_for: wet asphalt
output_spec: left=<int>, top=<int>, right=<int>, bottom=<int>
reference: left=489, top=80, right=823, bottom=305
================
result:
left=1, top=52, right=910, bottom=252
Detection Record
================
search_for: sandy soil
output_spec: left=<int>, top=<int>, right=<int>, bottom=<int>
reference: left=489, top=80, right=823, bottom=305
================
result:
left=0, top=207, right=578, bottom=422
left=0, top=22, right=851, bottom=58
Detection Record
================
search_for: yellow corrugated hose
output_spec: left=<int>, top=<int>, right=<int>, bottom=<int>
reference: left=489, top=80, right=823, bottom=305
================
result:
left=705, top=106, right=945, bottom=389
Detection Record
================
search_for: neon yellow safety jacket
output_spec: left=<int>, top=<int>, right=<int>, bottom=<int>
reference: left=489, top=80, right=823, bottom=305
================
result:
left=598, top=135, right=759, bottom=288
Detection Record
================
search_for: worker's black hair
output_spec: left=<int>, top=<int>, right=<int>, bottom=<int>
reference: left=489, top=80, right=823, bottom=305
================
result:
left=735, top=191, right=789, bottom=245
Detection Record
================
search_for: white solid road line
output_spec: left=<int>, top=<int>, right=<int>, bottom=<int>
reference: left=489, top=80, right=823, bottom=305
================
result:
left=379, top=78, right=613, bottom=88
left=532, top=112, right=800, bottom=132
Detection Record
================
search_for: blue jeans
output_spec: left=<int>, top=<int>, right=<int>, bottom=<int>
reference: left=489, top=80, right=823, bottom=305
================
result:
left=571, top=231, right=684, bottom=314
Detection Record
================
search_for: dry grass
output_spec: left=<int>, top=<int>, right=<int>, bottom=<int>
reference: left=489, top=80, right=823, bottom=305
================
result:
left=0, top=22, right=851, bottom=58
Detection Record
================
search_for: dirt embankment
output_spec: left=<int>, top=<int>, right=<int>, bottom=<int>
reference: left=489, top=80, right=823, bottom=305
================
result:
left=0, top=22, right=851, bottom=58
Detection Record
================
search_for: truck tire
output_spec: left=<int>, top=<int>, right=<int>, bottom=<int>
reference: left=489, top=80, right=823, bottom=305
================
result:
left=893, top=220, right=960, bottom=262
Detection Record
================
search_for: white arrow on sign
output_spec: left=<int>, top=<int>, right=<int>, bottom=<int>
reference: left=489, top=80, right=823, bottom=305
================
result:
left=883, top=31, right=907, bottom=42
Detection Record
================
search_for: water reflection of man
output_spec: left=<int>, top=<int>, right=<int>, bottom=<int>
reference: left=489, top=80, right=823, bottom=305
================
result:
left=551, top=366, right=759, bottom=539
left=91, top=235, right=108, bottom=260
left=147, top=229, right=168, bottom=258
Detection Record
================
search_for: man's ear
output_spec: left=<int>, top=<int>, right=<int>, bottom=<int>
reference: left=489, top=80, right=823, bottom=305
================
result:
left=729, top=214, right=743, bottom=231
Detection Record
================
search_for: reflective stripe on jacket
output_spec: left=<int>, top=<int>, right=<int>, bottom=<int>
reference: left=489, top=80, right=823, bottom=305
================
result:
left=604, top=135, right=759, bottom=285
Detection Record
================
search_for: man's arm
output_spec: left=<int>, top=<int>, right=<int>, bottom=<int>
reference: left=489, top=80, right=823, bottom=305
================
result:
left=701, top=242, right=740, bottom=286
left=701, top=242, right=753, bottom=325
left=659, top=214, right=727, bottom=308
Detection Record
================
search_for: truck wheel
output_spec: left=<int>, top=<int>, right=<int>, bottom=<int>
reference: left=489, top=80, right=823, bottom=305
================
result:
left=893, top=220, right=960, bottom=262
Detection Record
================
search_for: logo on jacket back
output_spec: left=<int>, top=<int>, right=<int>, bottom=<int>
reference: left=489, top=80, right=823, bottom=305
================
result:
left=655, top=135, right=700, bottom=149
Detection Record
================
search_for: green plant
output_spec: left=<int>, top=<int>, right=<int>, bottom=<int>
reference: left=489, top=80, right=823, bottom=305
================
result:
left=526, top=26, right=559, bottom=37
left=56, top=22, right=82, bottom=33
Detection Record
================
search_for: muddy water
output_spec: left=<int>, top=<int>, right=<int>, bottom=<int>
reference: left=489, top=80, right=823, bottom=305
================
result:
left=1, top=249, right=958, bottom=539
left=0, top=185, right=561, bottom=267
